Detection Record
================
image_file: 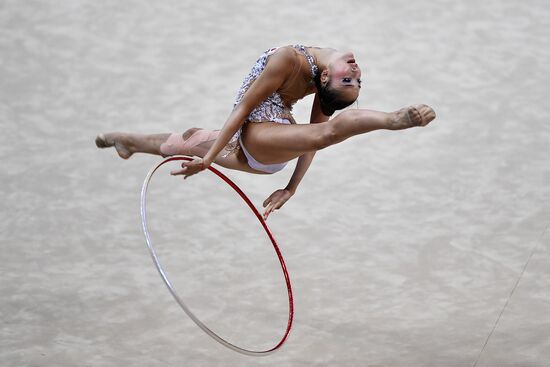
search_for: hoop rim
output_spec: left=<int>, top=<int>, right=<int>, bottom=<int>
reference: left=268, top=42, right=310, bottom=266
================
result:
left=140, top=155, right=294, bottom=356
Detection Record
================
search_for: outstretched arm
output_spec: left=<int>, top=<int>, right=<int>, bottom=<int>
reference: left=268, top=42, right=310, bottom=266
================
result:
left=285, top=95, right=326, bottom=193
left=263, top=93, right=330, bottom=219
left=175, top=48, right=295, bottom=178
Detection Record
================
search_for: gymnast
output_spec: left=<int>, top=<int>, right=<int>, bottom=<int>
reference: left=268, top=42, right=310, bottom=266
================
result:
left=96, top=44, right=436, bottom=219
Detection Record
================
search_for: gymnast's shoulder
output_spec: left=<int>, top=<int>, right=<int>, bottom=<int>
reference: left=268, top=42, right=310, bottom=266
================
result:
left=266, top=46, right=301, bottom=70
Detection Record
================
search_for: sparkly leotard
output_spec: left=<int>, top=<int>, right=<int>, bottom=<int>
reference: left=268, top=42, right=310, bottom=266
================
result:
left=225, top=45, right=318, bottom=157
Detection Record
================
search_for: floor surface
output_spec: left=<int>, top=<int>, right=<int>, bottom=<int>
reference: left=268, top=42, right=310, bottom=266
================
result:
left=1, top=1, right=549, bottom=366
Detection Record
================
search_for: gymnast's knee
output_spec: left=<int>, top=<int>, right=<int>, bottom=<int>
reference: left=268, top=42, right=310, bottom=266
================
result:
left=312, top=122, right=339, bottom=150
left=160, top=128, right=219, bottom=156
left=316, top=110, right=365, bottom=149
left=183, top=127, right=200, bottom=140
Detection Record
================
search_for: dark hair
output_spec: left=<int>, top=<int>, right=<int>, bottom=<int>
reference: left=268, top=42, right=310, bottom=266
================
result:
left=314, top=71, right=356, bottom=116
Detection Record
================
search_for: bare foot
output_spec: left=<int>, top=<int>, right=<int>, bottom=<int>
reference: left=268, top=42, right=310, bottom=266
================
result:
left=388, top=104, right=436, bottom=130
left=95, top=133, right=133, bottom=159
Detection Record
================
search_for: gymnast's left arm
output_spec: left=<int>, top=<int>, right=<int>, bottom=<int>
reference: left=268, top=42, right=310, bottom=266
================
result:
left=262, top=94, right=330, bottom=219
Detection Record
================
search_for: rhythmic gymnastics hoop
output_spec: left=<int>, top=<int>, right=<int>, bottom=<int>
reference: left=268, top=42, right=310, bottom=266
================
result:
left=140, top=156, right=293, bottom=356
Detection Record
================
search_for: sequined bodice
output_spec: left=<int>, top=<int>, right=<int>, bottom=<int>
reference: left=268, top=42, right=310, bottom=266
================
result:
left=225, top=45, right=318, bottom=155
left=233, top=44, right=318, bottom=123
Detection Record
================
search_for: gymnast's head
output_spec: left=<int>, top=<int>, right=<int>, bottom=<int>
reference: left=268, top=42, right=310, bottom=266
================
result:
left=314, top=51, right=362, bottom=116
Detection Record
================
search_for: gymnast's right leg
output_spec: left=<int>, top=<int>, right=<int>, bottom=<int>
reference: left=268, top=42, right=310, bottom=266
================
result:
left=95, top=128, right=262, bottom=173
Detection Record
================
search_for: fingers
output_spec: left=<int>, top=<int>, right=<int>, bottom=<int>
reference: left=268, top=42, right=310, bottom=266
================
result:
left=263, top=191, right=280, bottom=219
left=264, top=200, right=282, bottom=220
left=171, top=161, right=190, bottom=176
left=263, top=198, right=287, bottom=220
left=170, top=159, right=205, bottom=177
left=170, top=166, right=188, bottom=176
left=263, top=193, right=275, bottom=207
left=263, top=202, right=275, bottom=220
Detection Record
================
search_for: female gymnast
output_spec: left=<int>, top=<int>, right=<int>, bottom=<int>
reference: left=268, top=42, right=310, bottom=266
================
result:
left=96, top=44, right=436, bottom=219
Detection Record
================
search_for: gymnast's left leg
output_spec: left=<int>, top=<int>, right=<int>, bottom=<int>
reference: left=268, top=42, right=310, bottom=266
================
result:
left=95, top=128, right=264, bottom=173
left=242, top=104, right=436, bottom=165
left=96, top=132, right=169, bottom=158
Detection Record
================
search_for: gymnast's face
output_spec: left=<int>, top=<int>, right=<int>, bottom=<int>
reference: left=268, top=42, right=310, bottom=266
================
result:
left=326, top=52, right=362, bottom=102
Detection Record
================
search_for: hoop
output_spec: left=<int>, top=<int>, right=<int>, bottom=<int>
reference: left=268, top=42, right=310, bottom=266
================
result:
left=140, top=156, right=294, bottom=356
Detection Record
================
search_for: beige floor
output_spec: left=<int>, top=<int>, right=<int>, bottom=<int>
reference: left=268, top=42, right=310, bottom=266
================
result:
left=1, top=1, right=549, bottom=366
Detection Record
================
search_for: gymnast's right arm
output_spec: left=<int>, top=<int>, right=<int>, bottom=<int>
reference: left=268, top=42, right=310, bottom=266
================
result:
left=178, top=49, right=294, bottom=178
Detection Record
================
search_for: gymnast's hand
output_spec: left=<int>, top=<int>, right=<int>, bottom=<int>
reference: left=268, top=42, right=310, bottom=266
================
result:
left=170, top=157, right=208, bottom=179
left=263, top=188, right=293, bottom=220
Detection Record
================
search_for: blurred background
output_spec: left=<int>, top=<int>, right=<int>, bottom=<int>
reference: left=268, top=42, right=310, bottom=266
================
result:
left=1, top=0, right=549, bottom=366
